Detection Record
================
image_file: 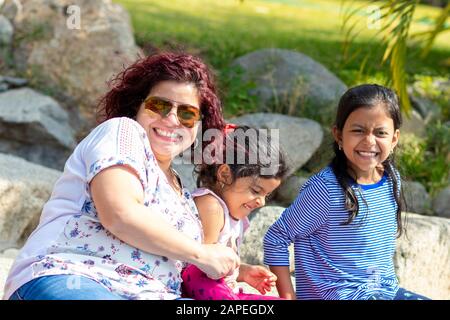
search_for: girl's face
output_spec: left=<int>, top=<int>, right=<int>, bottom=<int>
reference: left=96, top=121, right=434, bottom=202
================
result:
left=333, top=104, right=400, bottom=183
left=220, top=175, right=281, bottom=221
left=136, top=80, right=200, bottom=165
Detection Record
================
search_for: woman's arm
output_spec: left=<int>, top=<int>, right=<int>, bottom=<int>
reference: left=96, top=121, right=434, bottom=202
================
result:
left=269, top=266, right=296, bottom=299
left=90, top=165, right=239, bottom=279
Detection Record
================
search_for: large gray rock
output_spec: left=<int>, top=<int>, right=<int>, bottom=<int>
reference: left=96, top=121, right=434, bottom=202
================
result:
left=2, top=0, right=141, bottom=125
left=232, top=48, right=347, bottom=123
left=240, top=206, right=295, bottom=272
left=0, top=75, right=28, bottom=89
left=303, top=126, right=335, bottom=173
left=230, top=113, right=323, bottom=176
left=395, top=213, right=450, bottom=300
left=0, top=248, right=19, bottom=299
left=410, top=78, right=449, bottom=124
left=432, top=186, right=450, bottom=218
left=402, top=181, right=432, bottom=215
left=409, top=94, right=442, bottom=123
left=0, top=14, right=13, bottom=45
left=0, top=87, right=76, bottom=169
left=401, top=110, right=427, bottom=137
left=0, top=153, right=61, bottom=247
left=274, top=175, right=308, bottom=206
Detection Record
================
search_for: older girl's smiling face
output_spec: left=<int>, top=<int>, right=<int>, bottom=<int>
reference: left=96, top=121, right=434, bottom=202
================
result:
left=136, top=80, right=201, bottom=164
left=334, top=104, right=400, bottom=183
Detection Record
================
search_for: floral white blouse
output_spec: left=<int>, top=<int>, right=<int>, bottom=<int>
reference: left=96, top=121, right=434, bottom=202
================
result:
left=4, top=117, right=202, bottom=300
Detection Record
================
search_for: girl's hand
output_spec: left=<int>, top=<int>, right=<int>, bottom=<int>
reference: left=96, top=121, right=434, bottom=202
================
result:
left=239, top=264, right=277, bottom=295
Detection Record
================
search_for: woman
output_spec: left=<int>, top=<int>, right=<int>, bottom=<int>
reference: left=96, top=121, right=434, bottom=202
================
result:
left=4, top=52, right=239, bottom=300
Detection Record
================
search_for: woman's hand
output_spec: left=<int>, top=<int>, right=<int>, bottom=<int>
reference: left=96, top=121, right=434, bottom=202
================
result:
left=194, top=244, right=240, bottom=280
left=238, top=264, right=277, bottom=295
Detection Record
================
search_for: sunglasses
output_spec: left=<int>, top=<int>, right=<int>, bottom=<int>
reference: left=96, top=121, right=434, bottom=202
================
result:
left=143, top=96, right=202, bottom=128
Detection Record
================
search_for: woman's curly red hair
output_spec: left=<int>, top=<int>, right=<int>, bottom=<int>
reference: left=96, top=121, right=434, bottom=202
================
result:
left=96, top=52, right=225, bottom=132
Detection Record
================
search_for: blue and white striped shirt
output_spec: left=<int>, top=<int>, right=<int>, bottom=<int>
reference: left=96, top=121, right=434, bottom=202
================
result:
left=264, top=166, right=400, bottom=300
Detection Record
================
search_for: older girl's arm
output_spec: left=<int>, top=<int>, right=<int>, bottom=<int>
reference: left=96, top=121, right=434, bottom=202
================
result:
left=269, top=266, right=296, bottom=299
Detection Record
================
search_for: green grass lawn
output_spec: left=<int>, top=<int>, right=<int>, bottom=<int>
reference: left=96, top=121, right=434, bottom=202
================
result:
left=115, top=0, right=450, bottom=117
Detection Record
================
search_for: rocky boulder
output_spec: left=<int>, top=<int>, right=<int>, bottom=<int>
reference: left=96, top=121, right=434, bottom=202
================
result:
left=1, top=0, right=141, bottom=126
left=0, top=75, right=28, bottom=92
left=0, top=14, right=13, bottom=46
left=230, top=113, right=323, bottom=176
left=0, top=153, right=61, bottom=248
left=410, top=94, right=442, bottom=124
left=402, top=181, right=432, bottom=215
left=0, top=87, right=76, bottom=170
left=401, top=110, right=427, bottom=138
left=432, top=186, right=450, bottom=218
left=303, top=126, right=335, bottom=173
left=274, top=175, right=308, bottom=206
left=231, top=48, right=347, bottom=123
left=0, top=248, right=19, bottom=299
left=395, top=213, right=450, bottom=299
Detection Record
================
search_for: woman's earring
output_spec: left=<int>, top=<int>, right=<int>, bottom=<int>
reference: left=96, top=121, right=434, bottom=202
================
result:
left=220, top=182, right=225, bottom=189
left=338, top=144, right=342, bottom=151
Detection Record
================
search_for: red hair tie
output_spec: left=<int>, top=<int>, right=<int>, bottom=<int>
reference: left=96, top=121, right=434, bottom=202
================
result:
left=224, top=123, right=237, bottom=135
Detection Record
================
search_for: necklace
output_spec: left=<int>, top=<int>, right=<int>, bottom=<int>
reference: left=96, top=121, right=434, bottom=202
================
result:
left=168, top=167, right=182, bottom=196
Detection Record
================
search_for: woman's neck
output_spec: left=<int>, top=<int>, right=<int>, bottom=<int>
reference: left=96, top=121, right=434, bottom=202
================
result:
left=157, top=159, right=183, bottom=196
left=157, top=158, right=172, bottom=176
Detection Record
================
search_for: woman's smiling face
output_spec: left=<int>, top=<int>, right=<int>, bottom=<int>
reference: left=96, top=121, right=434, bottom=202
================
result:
left=136, top=80, right=201, bottom=164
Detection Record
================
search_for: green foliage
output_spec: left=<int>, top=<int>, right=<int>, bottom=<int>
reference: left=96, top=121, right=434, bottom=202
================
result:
left=397, top=122, right=450, bottom=196
left=341, top=0, right=450, bottom=116
left=0, top=47, right=14, bottom=72
left=14, top=22, right=52, bottom=44
left=117, top=0, right=449, bottom=108
left=418, top=3, right=450, bottom=58
left=412, top=74, right=450, bottom=121
left=219, top=66, right=258, bottom=118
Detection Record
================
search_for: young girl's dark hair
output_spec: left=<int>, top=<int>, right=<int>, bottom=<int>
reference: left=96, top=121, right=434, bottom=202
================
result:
left=195, top=125, right=288, bottom=189
left=331, top=84, right=404, bottom=236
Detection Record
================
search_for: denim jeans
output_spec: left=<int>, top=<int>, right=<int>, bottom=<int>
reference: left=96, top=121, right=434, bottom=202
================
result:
left=368, top=287, right=431, bottom=300
left=8, top=275, right=125, bottom=300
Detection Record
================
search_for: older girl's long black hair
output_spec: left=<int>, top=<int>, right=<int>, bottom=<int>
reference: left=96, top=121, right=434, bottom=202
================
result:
left=331, top=84, right=405, bottom=236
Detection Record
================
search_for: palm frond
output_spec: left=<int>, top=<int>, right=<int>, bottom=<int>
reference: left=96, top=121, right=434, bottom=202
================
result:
left=341, top=0, right=427, bottom=116
left=420, top=2, right=450, bottom=58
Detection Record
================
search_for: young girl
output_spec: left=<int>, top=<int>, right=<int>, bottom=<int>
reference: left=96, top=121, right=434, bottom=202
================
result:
left=181, top=124, right=289, bottom=300
left=263, top=84, right=430, bottom=300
